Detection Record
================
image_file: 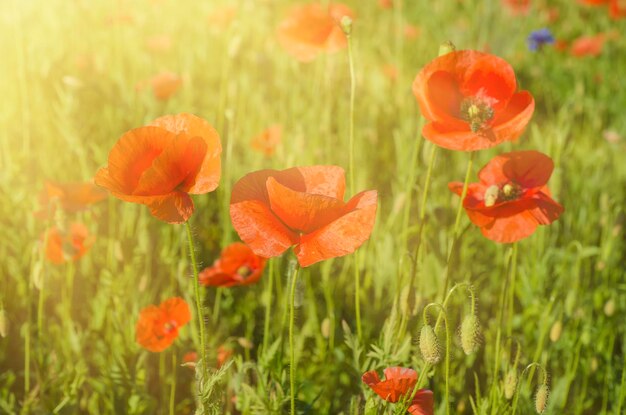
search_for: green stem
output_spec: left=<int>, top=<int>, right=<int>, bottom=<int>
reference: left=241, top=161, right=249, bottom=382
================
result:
left=507, top=243, right=519, bottom=337
left=262, top=259, right=274, bottom=352
left=440, top=151, right=475, bottom=301
left=169, top=352, right=177, bottom=415
left=185, top=222, right=206, bottom=374
left=289, top=263, right=301, bottom=415
left=422, top=303, right=451, bottom=415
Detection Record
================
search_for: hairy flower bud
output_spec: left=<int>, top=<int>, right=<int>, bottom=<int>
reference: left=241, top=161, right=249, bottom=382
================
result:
left=535, top=384, right=549, bottom=414
left=460, top=314, right=481, bottom=355
left=504, top=369, right=518, bottom=400
left=419, top=324, right=441, bottom=365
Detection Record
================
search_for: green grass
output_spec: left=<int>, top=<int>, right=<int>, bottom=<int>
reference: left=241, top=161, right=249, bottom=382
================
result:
left=1, top=0, right=625, bottom=414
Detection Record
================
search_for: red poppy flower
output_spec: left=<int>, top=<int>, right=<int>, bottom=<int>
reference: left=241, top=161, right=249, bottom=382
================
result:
left=150, top=71, right=182, bottom=100
left=379, top=0, right=393, bottom=8
left=36, top=180, right=107, bottom=218
left=44, top=222, right=94, bottom=264
left=251, top=125, right=282, bottom=156
left=610, top=0, right=626, bottom=18
left=277, top=3, right=354, bottom=62
left=570, top=34, right=605, bottom=57
left=449, top=150, right=563, bottom=243
left=217, top=345, right=233, bottom=368
left=413, top=50, right=534, bottom=152
left=95, top=113, right=221, bottom=224
left=182, top=351, right=197, bottom=366
left=136, top=297, right=191, bottom=352
left=502, top=0, right=530, bottom=15
left=230, top=166, right=377, bottom=267
left=362, top=367, right=434, bottom=415
left=199, top=242, right=267, bottom=287
left=579, top=0, right=609, bottom=5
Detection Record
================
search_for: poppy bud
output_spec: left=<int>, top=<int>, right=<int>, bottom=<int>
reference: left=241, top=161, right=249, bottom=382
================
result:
left=590, top=357, right=599, bottom=373
left=419, top=324, right=441, bottom=365
left=340, top=16, right=353, bottom=36
left=504, top=369, right=518, bottom=400
left=604, top=299, right=615, bottom=316
left=0, top=308, right=6, bottom=338
left=321, top=318, right=331, bottom=339
left=549, top=320, right=562, bottom=342
left=438, top=40, right=456, bottom=56
left=535, top=384, right=549, bottom=414
left=460, top=314, right=481, bottom=355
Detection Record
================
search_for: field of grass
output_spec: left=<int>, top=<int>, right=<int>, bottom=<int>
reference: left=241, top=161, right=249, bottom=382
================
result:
left=1, top=0, right=625, bottom=414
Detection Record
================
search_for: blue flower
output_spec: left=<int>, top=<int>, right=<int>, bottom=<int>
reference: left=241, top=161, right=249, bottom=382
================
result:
left=527, top=28, right=555, bottom=52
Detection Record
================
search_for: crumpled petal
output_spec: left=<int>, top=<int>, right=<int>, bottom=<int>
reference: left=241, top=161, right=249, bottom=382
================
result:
left=295, top=190, right=377, bottom=267
left=478, top=150, right=552, bottom=188
left=151, top=113, right=222, bottom=194
left=408, top=389, right=435, bottom=415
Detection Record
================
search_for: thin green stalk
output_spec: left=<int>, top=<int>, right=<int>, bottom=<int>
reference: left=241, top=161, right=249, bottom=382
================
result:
left=440, top=151, right=475, bottom=301
left=262, top=259, right=274, bottom=352
left=169, top=352, right=177, bottom=415
left=343, top=19, right=362, bottom=341
left=213, top=288, right=222, bottom=323
left=507, top=243, right=519, bottom=337
left=289, top=264, right=301, bottom=415
left=422, top=303, right=451, bottom=415
left=185, top=222, right=206, bottom=374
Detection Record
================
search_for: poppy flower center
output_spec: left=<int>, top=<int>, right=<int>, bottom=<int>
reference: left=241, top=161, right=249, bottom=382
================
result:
left=460, top=98, right=494, bottom=133
left=163, top=320, right=178, bottom=334
left=236, top=265, right=253, bottom=278
left=484, top=182, right=523, bottom=207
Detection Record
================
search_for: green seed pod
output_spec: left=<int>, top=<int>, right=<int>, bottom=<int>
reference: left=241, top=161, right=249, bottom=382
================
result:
left=535, top=384, right=549, bottom=414
left=504, top=369, right=518, bottom=400
left=460, top=314, right=481, bottom=355
left=549, top=320, right=563, bottom=343
left=0, top=308, right=6, bottom=338
left=419, top=324, right=441, bottom=365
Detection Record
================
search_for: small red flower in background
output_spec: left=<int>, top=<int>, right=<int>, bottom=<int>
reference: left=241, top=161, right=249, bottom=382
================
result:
left=150, top=71, right=182, bottom=100
left=44, top=223, right=94, bottom=264
left=580, top=0, right=626, bottom=18
left=136, top=297, right=191, bottom=352
left=230, top=165, right=377, bottom=267
left=362, top=367, right=434, bottom=415
left=217, top=345, right=233, bottom=368
left=251, top=125, right=282, bottom=157
left=403, top=24, right=420, bottom=40
left=36, top=181, right=107, bottom=218
left=379, top=0, right=393, bottom=9
left=413, top=50, right=534, bottom=152
left=570, top=34, right=605, bottom=57
left=449, top=150, right=563, bottom=243
left=502, top=0, right=530, bottom=15
left=199, top=242, right=266, bottom=287
left=277, top=3, right=354, bottom=62
left=95, top=113, right=221, bottom=224
left=182, top=351, right=197, bottom=367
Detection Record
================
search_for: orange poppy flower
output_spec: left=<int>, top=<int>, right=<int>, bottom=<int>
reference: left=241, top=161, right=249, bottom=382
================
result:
left=182, top=351, right=197, bottom=366
left=150, top=71, right=182, bottom=100
left=217, top=345, right=233, bottom=368
left=413, top=50, right=535, bottom=151
left=95, top=113, right=222, bottom=224
left=199, top=242, right=267, bottom=287
left=579, top=0, right=609, bottom=5
left=403, top=24, right=420, bottom=40
left=570, top=34, right=605, bottom=57
left=251, top=125, right=282, bottom=157
left=449, top=150, right=563, bottom=243
left=362, top=367, right=434, bottom=415
left=36, top=180, right=107, bottom=218
left=136, top=297, right=191, bottom=352
left=230, top=166, right=377, bottom=267
left=610, top=0, right=626, bottom=18
left=44, top=223, right=94, bottom=264
left=502, top=0, right=530, bottom=15
left=277, top=3, right=354, bottom=62
left=379, top=0, right=394, bottom=8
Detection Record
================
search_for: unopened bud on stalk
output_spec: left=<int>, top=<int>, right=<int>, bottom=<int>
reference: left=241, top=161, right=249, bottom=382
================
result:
left=535, top=383, right=549, bottom=414
left=549, top=320, right=562, bottom=343
left=340, top=16, right=353, bottom=36
left=460, top=314, right=481, bottom=355
left=419, top=324, right=441, bottom=364
left=0, top=308, right=6, bottom=338
left=504, top=369, right=518, bottom=400
left=438, top=40, right=456, bottom=56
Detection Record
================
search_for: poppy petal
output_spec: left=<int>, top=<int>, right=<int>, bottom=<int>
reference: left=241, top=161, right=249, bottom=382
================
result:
left=230, top=200, right=298, bottom=258
left=529, top=191, right=564, bottom=225
left=266, top=176, right=345, bottom=233
left=408, top=389, right=435, bottom=415
left=161, top=297, right=192, bottom=327
left=97, top=126, right=174, bottom=194
left=151, top=113, right=222, bottom=194
left=295, top=190, right=377, bottom=267
left=461, top=53, right=517, bottom=111
left=113, top=191, right=194, bottom=224
left=481, top=210, right=539, bottom=243
left=478, top=150, right=552, bottom=188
